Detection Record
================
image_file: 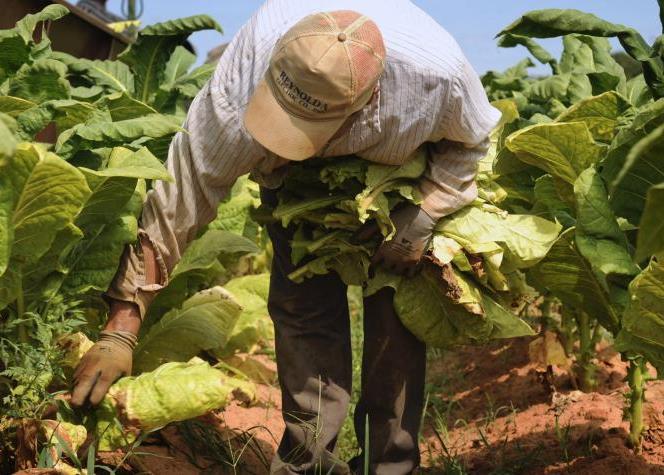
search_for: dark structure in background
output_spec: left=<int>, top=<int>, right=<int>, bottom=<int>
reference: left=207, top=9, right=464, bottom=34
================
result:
left=2, top=0, right=129, bottom=60
left=76, top=0, right=123, bottom=23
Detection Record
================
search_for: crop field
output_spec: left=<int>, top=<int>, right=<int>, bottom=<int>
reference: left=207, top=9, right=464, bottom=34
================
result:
left=1, top=3, right=664, bottom=475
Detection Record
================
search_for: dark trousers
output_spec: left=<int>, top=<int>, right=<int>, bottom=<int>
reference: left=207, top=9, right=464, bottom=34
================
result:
left=262, top=188, right=426, bottom=475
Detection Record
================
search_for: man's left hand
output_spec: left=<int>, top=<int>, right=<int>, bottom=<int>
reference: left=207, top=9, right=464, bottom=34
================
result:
left=355, top=203, right=437, bottom=277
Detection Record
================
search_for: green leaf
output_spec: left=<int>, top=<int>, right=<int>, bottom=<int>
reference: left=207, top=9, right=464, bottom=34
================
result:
left=0, top=96, right=35, bottom=117
left=207, top=176, right=260, bottom=237
left=528, top=228, right=620, bottom=332
left=8, top=59, right=70, bottom=103
left=55, top=113, right=182, bottom=159
left=625, top=75, right=653, bottom=107
left=0, top=33, right=31, bottom=83
left=133, top=287, right=242, bottom=373
left=61, top=207, right=139, bottom=295
left=0, top=144, right=89, bottom=308
left=611, top=122, right=664, bottom=225
left=59, top=148, right=171, bottom=294
left=94, top=91, right=158, bottom=121
left=506, top=122, right=604, bottom=184
left=173, top=63, right=216, bottom=98
left=526, top=74, right=571, bottom=103
left=559, top=35, right=626, bottom=94
left=119, top=15, right=222, bottom=103
left=274, top=193, right=351, bottom=227
left=15, top=99, right=106, bottom=141
left=161, top=46, right=196, bottom=91
left=80, top=146, right=173, bottom=182
left=170, top=230, right=259, bottom=280
left=365, top=147, right=427, bottom=190
left=574, top=167, right=640, bottom=282
left=635, top=184, right=664, bottom=261
left=14, top=4, right=69, bottom=44
left=22, top=223, right=83, bottom=301
left=436, top=205, right=561, bottom=269
left=144, top=229, right=260, bottom=329
left=497, top=33, right=557, bottom=71
left=614, top=260, right=664, bottom=374
left=532, top=174, right=576, bottom=228
left=0, top=112, right=16, bottom=160
left=218, top=274, right=273, bottom=357
left=0, top=144, right=89, bottom=271
left=498, top=8, right=664, bottom=98
left=602, top=99, right=664, bottom=188
left=54, top=52, right=135, bottom=95
left=555, top=91, right=632, bottom=142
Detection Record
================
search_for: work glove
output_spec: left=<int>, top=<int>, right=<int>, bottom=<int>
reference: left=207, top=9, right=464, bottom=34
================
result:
left=355, top=203, right=437, bottom=277
left=70, top=330, right=137, bottom=407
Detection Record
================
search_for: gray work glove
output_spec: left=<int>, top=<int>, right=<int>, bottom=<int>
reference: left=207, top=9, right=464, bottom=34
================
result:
left=70, top=330, right=137, bottom=407
left=355, top=203, right=437, bottom=277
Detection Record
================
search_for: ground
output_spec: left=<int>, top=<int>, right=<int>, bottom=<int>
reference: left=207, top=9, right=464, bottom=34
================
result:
left=101, top=338, right=664, bottom=475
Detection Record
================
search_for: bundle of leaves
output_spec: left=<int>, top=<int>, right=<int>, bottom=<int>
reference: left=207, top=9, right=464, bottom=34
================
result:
left=262, top=135, right=562, bottom=348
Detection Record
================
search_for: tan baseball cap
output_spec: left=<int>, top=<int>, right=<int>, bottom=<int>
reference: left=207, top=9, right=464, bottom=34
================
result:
left=244, top=10, right=386, bottom=161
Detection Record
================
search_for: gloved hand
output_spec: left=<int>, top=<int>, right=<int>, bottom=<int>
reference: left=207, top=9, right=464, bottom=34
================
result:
left=355, top=203, right=437, bottom=277
left=70, top=330, right=137, bottom=407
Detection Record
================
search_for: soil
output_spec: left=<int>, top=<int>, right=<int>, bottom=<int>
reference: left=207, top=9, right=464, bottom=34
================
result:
left=120, top=340, right=664, bottom=474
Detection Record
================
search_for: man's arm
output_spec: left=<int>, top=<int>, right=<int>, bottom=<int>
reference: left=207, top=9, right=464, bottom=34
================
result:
left=370, top=58, right=499, bottom=275
left=71, top=81, right=263, bottom=406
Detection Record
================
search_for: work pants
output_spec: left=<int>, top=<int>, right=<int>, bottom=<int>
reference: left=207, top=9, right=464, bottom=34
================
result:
left=262, top=188, right=426, bottom=475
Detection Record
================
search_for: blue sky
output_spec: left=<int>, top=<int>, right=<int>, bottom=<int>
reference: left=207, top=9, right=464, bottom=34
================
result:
left=107, top=1, right=661, bottom=74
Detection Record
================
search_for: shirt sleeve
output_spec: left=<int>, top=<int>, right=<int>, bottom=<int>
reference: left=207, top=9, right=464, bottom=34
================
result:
left=105, top=82, right=262, bottom=317
left=419, top=59, right=501, bottom=220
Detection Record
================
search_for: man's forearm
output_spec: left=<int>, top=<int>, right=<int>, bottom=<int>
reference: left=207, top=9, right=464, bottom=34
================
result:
left=419, top=138, right=487, bottom=220
left=104, top=300, right=142, bottom=335
left=103, top=235, right=162, bottom=335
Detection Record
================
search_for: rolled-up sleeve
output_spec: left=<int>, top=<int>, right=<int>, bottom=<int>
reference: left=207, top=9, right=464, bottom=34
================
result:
left=419, top=59, right=500, bottom=220
left=105, top=82, right=262, bottom=317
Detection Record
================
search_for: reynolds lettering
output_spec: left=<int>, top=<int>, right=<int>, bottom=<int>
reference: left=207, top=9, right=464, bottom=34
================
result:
left=276, top=70, right=328, bottom=113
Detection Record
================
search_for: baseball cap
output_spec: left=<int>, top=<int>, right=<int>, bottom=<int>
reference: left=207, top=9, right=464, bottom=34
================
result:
left=244, top=10, right=386, bottom=161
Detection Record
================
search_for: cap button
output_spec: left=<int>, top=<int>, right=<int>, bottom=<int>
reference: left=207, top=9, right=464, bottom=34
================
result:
left=337, top=32, right=347, bottom=42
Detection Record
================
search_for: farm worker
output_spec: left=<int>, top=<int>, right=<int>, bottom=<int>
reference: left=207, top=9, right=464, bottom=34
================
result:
left=71, top=1, right=500, bottom=473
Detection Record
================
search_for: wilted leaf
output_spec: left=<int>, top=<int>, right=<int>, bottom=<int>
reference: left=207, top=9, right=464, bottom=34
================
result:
left=98, top=359, right=254, bottom=449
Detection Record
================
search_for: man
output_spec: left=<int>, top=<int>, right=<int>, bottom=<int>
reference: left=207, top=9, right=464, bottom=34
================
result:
left=71, top=1, right=500, bottom=473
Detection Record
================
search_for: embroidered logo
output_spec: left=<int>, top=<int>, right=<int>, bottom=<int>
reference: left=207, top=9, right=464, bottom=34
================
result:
left=276, top=70, right=328, bottom=113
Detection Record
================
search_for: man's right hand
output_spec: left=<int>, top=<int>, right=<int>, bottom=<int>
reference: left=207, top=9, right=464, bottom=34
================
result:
left=70, top=299, right=142, bottom=407
left=70, top=329, right=137, bottom=407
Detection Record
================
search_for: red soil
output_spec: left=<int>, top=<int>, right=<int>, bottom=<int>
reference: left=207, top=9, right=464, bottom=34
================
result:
left=122, top=341, right=664, bottom=474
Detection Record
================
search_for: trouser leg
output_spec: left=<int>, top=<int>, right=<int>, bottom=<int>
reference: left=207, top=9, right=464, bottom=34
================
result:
left=353, top=288, right=426, bottom=475
left=262, top=188, right=352, bottom=475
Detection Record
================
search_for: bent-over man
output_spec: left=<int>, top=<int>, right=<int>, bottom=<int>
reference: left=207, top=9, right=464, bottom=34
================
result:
left=72, top=1, right=500, bottom=473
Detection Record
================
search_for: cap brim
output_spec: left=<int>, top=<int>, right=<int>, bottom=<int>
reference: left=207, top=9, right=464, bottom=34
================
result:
left=244, top=80, right=345, bottom=161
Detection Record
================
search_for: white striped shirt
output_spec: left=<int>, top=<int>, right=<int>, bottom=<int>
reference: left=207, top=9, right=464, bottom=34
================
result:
left=107, top=0, right=502, bottom=315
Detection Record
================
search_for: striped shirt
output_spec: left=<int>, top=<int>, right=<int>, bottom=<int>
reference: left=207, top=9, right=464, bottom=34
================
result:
left=107, top=0, right=502, bottom=316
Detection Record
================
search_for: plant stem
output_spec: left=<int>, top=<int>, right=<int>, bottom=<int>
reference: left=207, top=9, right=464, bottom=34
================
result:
left=16, top=277, right=28, bottom=344
left=627, top=357, right=647, bottom=450
left=560, top=305, right=576, bottom=357
left=575, top=311, right=596, bottom=392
